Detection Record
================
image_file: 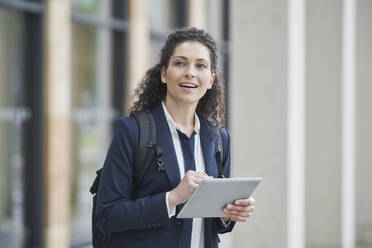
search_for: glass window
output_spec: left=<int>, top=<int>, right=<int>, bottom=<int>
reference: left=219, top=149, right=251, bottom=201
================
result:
left=71, top=0, right=101, bottom=15
left=70, top=2, right=117, bottom=245
left=148, top=0, right=177, bottom=30
left=149, top=38, right=166, bottom=66
left=206, top=0, right=227, bottom=88
left=0, top=8, right=26, bottom=248
left=206, top=0, right=224, bottom=41
left=148, top=0, right=179, bottom=65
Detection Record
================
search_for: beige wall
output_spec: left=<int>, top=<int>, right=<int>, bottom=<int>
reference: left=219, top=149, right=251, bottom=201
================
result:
left=356, top=1, right=372, bottom=247
left=305, top=0, right=342, bottom=247
left=127, top=0, right=149, bottom=111
left=44, top=0, right=72, bottom=247
left=230, top=0, right=372, bottom=248
left=229, top=0, right=288, bottom=247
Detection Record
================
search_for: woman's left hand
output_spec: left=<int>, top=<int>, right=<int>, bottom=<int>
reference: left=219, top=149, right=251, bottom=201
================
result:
left=222, top=197, right=255, bottom=223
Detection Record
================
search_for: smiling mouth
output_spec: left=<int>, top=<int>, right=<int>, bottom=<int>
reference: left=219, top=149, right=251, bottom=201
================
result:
left=179, top=83, right=197, bottom=89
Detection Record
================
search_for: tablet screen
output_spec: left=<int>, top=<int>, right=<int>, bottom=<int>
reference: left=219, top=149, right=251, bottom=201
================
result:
left=177, top=177, right=262, bottom=218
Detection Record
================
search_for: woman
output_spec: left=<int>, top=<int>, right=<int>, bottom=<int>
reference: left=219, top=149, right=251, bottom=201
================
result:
left=96, top=27, right=255, bottom=248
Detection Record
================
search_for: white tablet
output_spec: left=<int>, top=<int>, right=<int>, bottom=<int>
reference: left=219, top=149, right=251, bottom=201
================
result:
left=177, top=177, right=262, bottom=218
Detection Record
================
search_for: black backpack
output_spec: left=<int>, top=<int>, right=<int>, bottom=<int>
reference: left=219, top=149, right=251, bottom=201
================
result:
left=89, top=111, right=225, bottom=248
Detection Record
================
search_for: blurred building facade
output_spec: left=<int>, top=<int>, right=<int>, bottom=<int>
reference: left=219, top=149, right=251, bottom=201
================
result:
left=0, top=0, right=371, bottom=248
left=0, top=0, right=229, bottom=247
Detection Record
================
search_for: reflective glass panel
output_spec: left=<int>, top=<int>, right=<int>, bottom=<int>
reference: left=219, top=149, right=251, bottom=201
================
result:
left=149, top=38, right=166, bottom=66
left=70, top=15, right=115, bottom=246
left=148, top=0, right=177, bottom=30
left=206, top=0, right=224, bottom=41
left=71, top=0, right=124, bottom=18
left=148, top=0, right=177, bottom=66
left=0, top=8, right=26, bottom=248
left=71, top=0, right=100, bottom=15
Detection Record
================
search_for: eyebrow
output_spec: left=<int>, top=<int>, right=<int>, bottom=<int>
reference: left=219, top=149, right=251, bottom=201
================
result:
left=172, top=56, right=209, bottom=63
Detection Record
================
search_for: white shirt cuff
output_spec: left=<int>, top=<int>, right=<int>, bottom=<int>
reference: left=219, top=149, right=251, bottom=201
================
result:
left=165, top=192, right=176, bottom=218
left=220, top=217, right=231, bottom=227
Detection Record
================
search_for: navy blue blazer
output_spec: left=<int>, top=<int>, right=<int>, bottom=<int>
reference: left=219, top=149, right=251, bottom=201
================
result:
left=96, top=103, right=235, bottom=248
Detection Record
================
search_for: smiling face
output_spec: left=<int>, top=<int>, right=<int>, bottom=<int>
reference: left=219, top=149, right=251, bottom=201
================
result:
left=161, top=41, right=215, bottom=107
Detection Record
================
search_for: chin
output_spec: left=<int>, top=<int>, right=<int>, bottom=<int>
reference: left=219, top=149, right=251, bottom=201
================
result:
left=166, top=91, right=204, bottom=106
left=176, top=96, right=200, bottom=106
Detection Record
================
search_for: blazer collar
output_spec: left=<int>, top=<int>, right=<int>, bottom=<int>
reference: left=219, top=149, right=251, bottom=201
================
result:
left=151, top=103, right=219, bottom=188
left=152, top=103, right=181, bottom=188
left=161, top=101, right=201, bottom=135
left=199, top=116, right=219, bottom=178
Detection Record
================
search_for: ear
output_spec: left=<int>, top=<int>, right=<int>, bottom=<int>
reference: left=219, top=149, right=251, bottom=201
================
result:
left=161, top=66, right=167, bottom=84
left=208, top=72, right=215, bottom=89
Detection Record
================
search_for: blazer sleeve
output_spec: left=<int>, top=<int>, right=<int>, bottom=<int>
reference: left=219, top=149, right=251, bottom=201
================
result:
left=95, top=117, right=170, bottom=234
left=214, top=128, right=236, bottom=233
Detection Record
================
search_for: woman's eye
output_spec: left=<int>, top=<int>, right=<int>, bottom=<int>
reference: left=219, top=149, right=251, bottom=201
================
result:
left=197, top=64, right=207, bottom=69
left=175, top=61, right=185, bottom=66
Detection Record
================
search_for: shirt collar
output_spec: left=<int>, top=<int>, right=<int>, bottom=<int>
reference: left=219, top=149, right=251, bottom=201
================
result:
left=162, top=101, right=200, bottom=135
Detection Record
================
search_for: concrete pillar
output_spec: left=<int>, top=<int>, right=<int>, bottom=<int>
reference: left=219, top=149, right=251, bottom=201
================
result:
left=205, top=0, right=223, bottom=40
left=43, top=0, right=71, bottom=247
left=97, top=0, right=112, bottom=160
left=230, top=1, right=371, bottom=248
left=127, top=0, right=149, bottom=110
left=188, top=0, right=207, bottom=28
left=355, top=1, right=372, bottom=247
left=230, top=0, right=288, bottom=247
left=0, top=9, right=9, bottom=221
left=305, top=1, right=343, bottom=247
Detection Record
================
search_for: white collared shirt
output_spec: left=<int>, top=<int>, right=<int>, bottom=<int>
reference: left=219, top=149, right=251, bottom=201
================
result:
left=162, top=102, right=205, bottom=248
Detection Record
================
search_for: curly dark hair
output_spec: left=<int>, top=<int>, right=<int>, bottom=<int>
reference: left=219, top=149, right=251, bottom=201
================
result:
left=129, top=27, right=225, bottom=127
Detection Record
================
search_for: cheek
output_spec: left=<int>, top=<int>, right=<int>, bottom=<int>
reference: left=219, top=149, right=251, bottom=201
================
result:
left=166, top=67, right=181, bottom=80
left=200, top=73, right=213, bottom=87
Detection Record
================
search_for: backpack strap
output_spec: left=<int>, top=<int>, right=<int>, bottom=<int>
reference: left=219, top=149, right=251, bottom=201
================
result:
left=132, top=110, right=159, bottom=188
left=215, top=129, right=225, bottom=178
left=90, top=168, right=102, bottom=194
left=89, top=112, right=158, bottom=248
left=90, top=111, right=160, bottom=195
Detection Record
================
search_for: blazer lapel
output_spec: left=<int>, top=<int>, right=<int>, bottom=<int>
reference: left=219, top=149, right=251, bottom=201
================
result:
left=199, top=117, right=219, bottom=247
left=199, top=117, right=218, bottom=178
left=152, top=103, right=181, bottom=189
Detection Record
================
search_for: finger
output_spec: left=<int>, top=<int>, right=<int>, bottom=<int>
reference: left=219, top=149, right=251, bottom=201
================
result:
left=225, top=205, right=254, bottom=215
left=226, top=204, right=254, bottom=212
left=185, top=171, right=210, bottom=180
left=185, top=170, right=208, bottom=176
left=194, top=172, right=210, bottom=179
left=224, top=209, right=253, bottom=218
left=234, top=197, right=255, bottom=206
left=223, top=207, right=253, bottom=217
left=185, top=170, right=197, bottom=176
left=228, top=214, right=249, bottom=222
left=191, top=177, right=204, bottom=184
left=184, top=174, right=205, bottom=184
left=186, top=181, right=199, bottom=193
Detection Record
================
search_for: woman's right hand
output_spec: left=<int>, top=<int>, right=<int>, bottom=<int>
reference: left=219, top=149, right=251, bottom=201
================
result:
left=168, top=170, right=210, bottom=209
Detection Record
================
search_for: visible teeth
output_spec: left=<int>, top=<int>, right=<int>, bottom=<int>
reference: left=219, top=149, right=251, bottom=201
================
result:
left=180, top=83, right=197, bottom=88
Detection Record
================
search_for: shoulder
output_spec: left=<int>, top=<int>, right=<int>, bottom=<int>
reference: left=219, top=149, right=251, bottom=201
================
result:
left=197, top=114, right=231, bottom=144
left=113, top=116, right=139, bottom=148
left=218, top=127, right=230, bottom=143
left=114, top=115, right=138, bottom=131
left=217, top=127, right=231, bottom=153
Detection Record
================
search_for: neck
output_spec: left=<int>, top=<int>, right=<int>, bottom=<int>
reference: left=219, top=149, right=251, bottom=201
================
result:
left=164, top=97, right=197, bottom=136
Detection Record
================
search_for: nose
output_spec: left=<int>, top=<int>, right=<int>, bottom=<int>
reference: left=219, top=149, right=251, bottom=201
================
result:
left=184, top=65, right=195, bottom=78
